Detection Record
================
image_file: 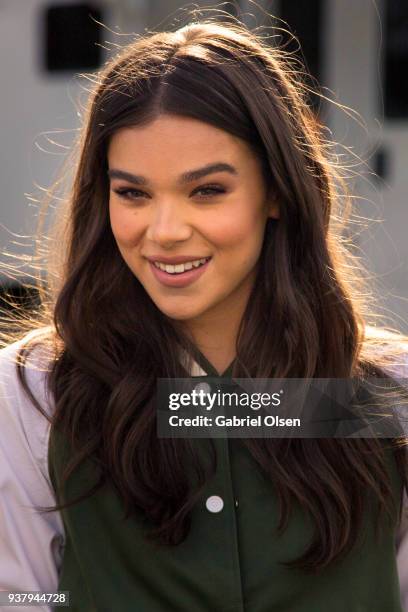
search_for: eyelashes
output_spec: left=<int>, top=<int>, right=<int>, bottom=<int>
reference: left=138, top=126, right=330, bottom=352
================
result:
left=193, top=186, right=226, bottom=198
left=112, top=185, right=227, bottom=201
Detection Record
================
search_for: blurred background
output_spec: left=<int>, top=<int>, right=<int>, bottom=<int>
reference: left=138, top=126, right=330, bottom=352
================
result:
left=0, top=0, right=407, bottom=331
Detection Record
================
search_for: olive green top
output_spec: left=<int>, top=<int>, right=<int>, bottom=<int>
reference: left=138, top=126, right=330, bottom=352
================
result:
left=48, top=354, right=403, bottom=611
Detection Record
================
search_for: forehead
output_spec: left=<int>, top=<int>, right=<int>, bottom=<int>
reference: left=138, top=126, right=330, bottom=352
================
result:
left=107, top=114, right=254, bottom=169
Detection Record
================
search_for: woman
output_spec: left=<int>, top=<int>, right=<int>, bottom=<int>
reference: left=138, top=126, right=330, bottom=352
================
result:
left=1, top=16, right=408, bottom=611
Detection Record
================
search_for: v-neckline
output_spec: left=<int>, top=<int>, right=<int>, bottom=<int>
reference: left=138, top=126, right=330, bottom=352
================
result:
left=190, top=348, right=235, bottom=378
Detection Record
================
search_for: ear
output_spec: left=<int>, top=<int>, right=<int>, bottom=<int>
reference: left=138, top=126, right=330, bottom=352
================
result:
left=267, top=199, right=280, bottom=220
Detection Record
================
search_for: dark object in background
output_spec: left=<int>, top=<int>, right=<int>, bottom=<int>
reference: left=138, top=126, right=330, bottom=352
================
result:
left=372, top=147, right=390, bottom=182
left=384, top=0, right=408, bottom=118
left=44, top=3, right=103, bottom=72
left=278, top=0, right=323, bottom=111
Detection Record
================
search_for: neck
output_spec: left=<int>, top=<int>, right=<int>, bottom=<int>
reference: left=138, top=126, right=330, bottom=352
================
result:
left=182, top=283, right=252, bottom=375
left=188, top=318, right=238, bottom=374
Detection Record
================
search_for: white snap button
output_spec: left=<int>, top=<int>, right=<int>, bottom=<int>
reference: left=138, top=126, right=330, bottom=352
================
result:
left=205, top=495, right=224, bottom=513
left=235, top=499, right=239, bottom=508
left=194, top=382, right=211, bottom=394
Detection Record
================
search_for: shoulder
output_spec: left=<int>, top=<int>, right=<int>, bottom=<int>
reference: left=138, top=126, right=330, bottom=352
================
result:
left=0, top=326, right=56, bottom=398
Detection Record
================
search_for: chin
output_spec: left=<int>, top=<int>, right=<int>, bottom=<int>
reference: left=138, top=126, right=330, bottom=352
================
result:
left=153, top=301, right=206, bottom=322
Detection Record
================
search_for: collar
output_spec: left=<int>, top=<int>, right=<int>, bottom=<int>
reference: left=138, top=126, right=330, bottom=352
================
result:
left=179, top=347, right=235, bottom=378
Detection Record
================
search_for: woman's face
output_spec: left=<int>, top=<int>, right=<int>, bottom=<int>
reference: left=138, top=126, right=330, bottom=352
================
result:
left=108, top=114, right=278, bottom=323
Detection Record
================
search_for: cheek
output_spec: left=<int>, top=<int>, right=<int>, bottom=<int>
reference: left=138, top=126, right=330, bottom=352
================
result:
left=208, top=211, right=267, bottom=279
left=109, top=204, right=144, bottom=248
left=210, top=208, right=267, bottom=252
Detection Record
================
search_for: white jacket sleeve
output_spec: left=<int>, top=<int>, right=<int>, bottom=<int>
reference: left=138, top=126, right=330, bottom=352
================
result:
left=0, top=333, right=65, bottom=611
left=386, top=349, right=408, bottom=611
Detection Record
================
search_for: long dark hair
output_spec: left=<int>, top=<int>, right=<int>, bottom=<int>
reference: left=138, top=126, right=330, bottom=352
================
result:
left=3, top=16, right=408, bottom=572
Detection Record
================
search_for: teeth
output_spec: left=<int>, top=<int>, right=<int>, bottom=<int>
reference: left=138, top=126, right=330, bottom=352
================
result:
left=153, top=258, right=209, bottom=274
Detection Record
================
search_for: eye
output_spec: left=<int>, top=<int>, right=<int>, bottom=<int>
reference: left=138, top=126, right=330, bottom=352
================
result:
left=192, top=185, right=226, bottom=199
left=112, top=187, right=149, bottom=201
left=112, top=184, right=227, bottom=201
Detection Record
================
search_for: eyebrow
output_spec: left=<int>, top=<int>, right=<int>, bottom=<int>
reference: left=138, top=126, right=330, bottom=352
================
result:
left=107, top=162, right=238, bottom=185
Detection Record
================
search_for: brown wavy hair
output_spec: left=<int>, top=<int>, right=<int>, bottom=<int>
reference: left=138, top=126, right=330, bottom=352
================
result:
left=2, top=14, right=408, bottom=573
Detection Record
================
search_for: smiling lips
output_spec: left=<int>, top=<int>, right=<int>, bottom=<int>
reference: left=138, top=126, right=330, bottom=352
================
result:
left=153, top=257, right=210, bottom=274
left=146, top=256, right=212, bottom=287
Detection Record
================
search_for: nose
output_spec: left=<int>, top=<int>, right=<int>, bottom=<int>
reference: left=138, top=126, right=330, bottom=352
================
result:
left=145, top=201, right=192, bottom=247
